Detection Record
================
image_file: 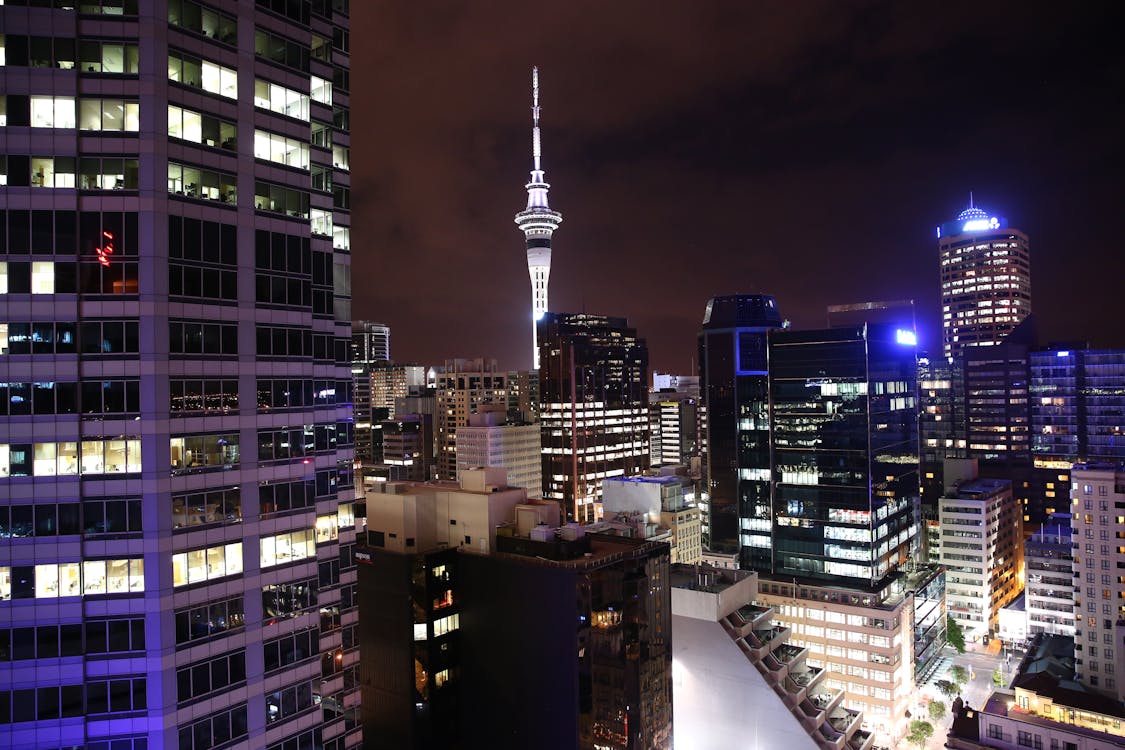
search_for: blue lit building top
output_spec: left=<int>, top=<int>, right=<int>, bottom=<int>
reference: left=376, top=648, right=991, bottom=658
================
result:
left=937, top=205, right=1009, bottom=239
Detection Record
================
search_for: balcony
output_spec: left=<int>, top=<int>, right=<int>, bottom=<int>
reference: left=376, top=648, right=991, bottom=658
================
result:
left=753, top=624, right=790, bottom=652
left=826, top=707, right=862, bottom=741
left=799, top=687, right=844, bottom=732
left=846, top=728, right=875, bottom=750
left=728, top=603, right=774, bottom=635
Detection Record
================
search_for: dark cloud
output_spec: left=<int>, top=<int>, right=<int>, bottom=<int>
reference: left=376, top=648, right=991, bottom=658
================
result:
left=350, top=1, right=1125, bottom=370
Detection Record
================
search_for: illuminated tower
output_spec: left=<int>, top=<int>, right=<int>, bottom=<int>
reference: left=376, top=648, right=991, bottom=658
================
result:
left=938, top=197, right=1032, bottom=359
left=515, top=66, right=563, bottom=370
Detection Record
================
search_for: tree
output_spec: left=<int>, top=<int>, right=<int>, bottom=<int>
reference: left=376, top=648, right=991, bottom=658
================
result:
left=907, top=720, right=934, bottom=749
left=928, top=700, right=947, bottom=722
left=947, top=616, right=966, bottom=654
left=992, top=668, right=1005, bottom=687
left=935, top=679, right=959, bottom=700
left=950, top=665, right=970, bottom=687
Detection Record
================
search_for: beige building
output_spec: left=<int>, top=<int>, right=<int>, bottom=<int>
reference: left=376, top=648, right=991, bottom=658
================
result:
left=1072, top=462, right=1125, bottom=702
left=435, top=358, right=507, bottom=480
left=455, top=407, right=541, bottom=498
left=756, top=567, right=946, bottom=746
left=363, top=467, right=557, bottom=555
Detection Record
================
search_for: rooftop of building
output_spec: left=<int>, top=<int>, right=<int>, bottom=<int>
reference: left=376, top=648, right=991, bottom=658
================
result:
left=760, top=563, right=944, bottom=611
left=1072, top=461, right=1125, bottom=475
left=947, top=477, right=1011, bottom=499
left=983, top=683, right=1125, bottom=725
left=1003, top=593, right=1026, bottom=613
left=1014, top=634, right=1075, bottom=681
left=700, top=294, right=783, bottom=330
left=669, top=564, right=755, bottom=594
left=493, top=528, right=668, bottom=570
left=605, top=474, right=683, bottom=486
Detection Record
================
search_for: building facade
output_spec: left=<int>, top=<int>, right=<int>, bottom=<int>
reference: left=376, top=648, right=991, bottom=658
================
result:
left=939, top=474, right=1023, bottom=638
left=434, top=358, right=506, bottom=480
left=350, top=319, right=389, bottom=364
left=1071, top=463, right=1125, bottom=702
left=0, top=2, right=359, bottom=749
left=538, top=313, right=650, bottom=523
left=768, top=323, right=920, bottom=590
left=455, top=408, right=542, bottom=498
left=937, top=203, right=1032, bottom=360
left=1025, top=514, right=1075, bottom=637
left=755, top=573, right=930, bottom=744
left=648, top=392, right=701, bottom=469
left=697, top=294, right=783, bottom=566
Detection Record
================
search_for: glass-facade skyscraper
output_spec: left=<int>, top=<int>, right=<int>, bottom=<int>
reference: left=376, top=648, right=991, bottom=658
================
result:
left=1, top=2, right=359, bottom=748
left=768, top=323, right=919, bottom=590
left=696, top=294, right=782, bottom=568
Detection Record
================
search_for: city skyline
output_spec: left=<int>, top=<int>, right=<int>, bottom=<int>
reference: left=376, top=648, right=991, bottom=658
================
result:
left=350, top=1, right=1125, bottom=371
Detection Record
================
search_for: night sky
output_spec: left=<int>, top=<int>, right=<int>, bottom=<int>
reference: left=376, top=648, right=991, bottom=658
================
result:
left=349, top=1, right=1125, bottom=373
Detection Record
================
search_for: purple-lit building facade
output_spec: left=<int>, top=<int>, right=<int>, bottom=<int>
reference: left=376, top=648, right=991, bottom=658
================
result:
left=1, top=2, right=358, bottom=749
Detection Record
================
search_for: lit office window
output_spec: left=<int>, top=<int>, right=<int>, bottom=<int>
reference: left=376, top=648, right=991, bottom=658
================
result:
left=253, top=79, right=309, bottom=121
left=168, top=51, right=237, bottom=99
left=253, top=129, right=309, bottom=169
left=310, top=75, right=332, bottom=105
left=30, top=96, right=76, bottom=128
left=79, top=99, right=140, bottom=131
left=168, top=162, right=237, bottom=203
left=172, top=543, right=243, bottom=587
left=167, top=104, right=236, bottom=149
left=260, top=529, right=315, bottom=569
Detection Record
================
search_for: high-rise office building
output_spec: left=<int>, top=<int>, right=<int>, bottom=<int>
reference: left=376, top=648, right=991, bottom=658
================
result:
left=648, top=392, right=701, bottom=469
left=0, top=2, right=357, bottom=746
left=937, top=201, right=1032, bottom=360
left=1070, top=463, right=1125, bottom=702
left=697, top=294, right=783, bottom=566
left=506, top=368, right=540, bottom=423
left=514, top=67, right=562, bottom=371
left=351, top=319, right=390, bottom=364
left=434, top=358, right=506, bottom=480
left=768, top=322, right=920, bottom=590
left=918, top=354, right=966, bottom=520
left=0, top=3, right=358, bottom=749
left=538, top=313, right=650, bottom=523
left=1030, top=347, right=1125, bottom=520
left=370, top=361, right=426, bottom=417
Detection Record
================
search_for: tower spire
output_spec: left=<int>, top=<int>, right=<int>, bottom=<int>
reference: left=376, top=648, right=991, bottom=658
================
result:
left=515, top=66, right=563, bottom=370
left=532, top=66, right=541, bottom=172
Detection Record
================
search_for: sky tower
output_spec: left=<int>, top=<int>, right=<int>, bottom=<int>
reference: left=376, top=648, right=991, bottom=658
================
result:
left=515, top=66, right=563, bottom=370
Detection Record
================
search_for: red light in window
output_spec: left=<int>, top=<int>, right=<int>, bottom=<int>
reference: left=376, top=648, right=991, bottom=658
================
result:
left=96, top=230, right=115, bottom=267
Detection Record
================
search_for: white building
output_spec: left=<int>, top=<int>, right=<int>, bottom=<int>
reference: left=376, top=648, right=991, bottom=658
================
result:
left=455, top=407, right=542, bottom=498
left=940, top=473, right=1023, bottom=638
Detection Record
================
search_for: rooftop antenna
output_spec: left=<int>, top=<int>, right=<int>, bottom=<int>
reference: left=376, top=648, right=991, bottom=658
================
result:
left=969, top=190, right=974, bottom=209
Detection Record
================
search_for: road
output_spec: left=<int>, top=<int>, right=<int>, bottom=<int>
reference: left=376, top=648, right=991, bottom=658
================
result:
left=901, top=644, right=1008, bottom=750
